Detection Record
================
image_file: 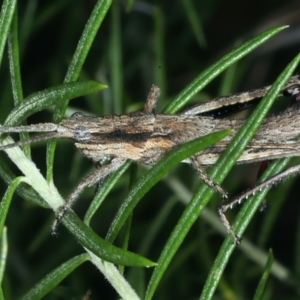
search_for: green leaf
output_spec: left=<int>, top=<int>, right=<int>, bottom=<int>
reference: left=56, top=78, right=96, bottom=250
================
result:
left=106, top=130, right=231, bottom=243
left=0, top=286, right=3, bottom=300
left=0, top=157, right=48, bottom=208
left=62, top=212, right=157, bottom=267
left=8, top=10, right=31, bottom=157
left=0, top=0, right=16, bottom=68
left=163, top=26, right=288, bottom=114
left=4, top=81, right=107, bottom=126
left=153, top=6, right=166, bottom=97
left=0, top=227, right=7, bottom=285
left=253, top=249, right=274, bottom=300
left=0, top=177, right=24, bottom=235
left=20, top=254, right=89, bottom=300
left=180, top=0, right=206, bottom=48
left=8, top=10, right=23, bottom=106
left=56, top=0, right=113, bottom=120
left=109, top=1, right=123, bottom=115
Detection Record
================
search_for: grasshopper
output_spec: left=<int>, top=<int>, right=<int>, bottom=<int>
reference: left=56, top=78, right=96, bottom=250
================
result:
left=0, top=76, right=300, bottom=243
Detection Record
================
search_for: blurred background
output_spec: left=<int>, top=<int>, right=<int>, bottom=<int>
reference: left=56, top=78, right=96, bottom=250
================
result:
left=0, top=0, right=300, bottom=299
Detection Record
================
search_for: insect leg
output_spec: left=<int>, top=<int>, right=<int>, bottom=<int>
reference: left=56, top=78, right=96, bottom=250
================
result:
left=218, top=163, right=300, bottom=244
left=51, top=157, right=127, bottom=234
left=190, top=155, right=228, bottom=198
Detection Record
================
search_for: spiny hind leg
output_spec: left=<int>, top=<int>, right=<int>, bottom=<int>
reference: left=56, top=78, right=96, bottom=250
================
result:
left=219, top=163, right=300, bottom=244
left=190, top=155, right=228, bottom=198
left=190, top=154, right=242, bottom=243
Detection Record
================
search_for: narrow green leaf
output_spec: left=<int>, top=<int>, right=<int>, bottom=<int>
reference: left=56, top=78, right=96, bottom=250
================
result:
left=0, top=287, right=3, bottom=300
left=119, top=213, right=133, bottom=275
left=57, top=0, right=113, bottom=119
left=62, top=212, right=157, bottom=267
left=4, top=81, right=107, bottom=126
left=125, top=0, right=135, bottom=12
left=253, top=249, right=274, bottom=300
left=106, top=130, right=231, bottom=243
left=8, top=9, right=31, bottom=157
left=0, top=177, right=24, bottom=234
left=180, top=0, right=206, bottom=47
left=33, top=2, right=67, bottom=35
left=109, top=1, right=123, bottom=114
left=0, top=178, right=22, bottom=288
left=0, top=227, right=7, bottom=285
left=8, top=10, right=23, bottom=106
left=163, top=26, right=288, bottom=114
left=154, top=6, right=166, bottom=97
left=0, top=157, right=48, bottom=208
left=20, top=254, right=89, bottom=300
left=0, top=0, right=17, bottom=68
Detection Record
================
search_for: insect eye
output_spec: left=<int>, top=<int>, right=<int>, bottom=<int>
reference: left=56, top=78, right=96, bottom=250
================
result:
left=73, top=125, right=91, bottom=142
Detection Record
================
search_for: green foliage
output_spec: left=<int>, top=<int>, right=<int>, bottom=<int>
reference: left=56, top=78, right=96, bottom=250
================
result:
left=0, top=1, right=299, bottom=299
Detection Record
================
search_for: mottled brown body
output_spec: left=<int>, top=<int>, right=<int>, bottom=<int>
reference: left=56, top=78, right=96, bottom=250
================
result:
left=1, top=77, right=300, bottom=241
left=59, top=107, right=300, bottom=166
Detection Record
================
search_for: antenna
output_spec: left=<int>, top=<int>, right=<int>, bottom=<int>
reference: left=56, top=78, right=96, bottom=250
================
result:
left=0, top=123, right=61, bottom=151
